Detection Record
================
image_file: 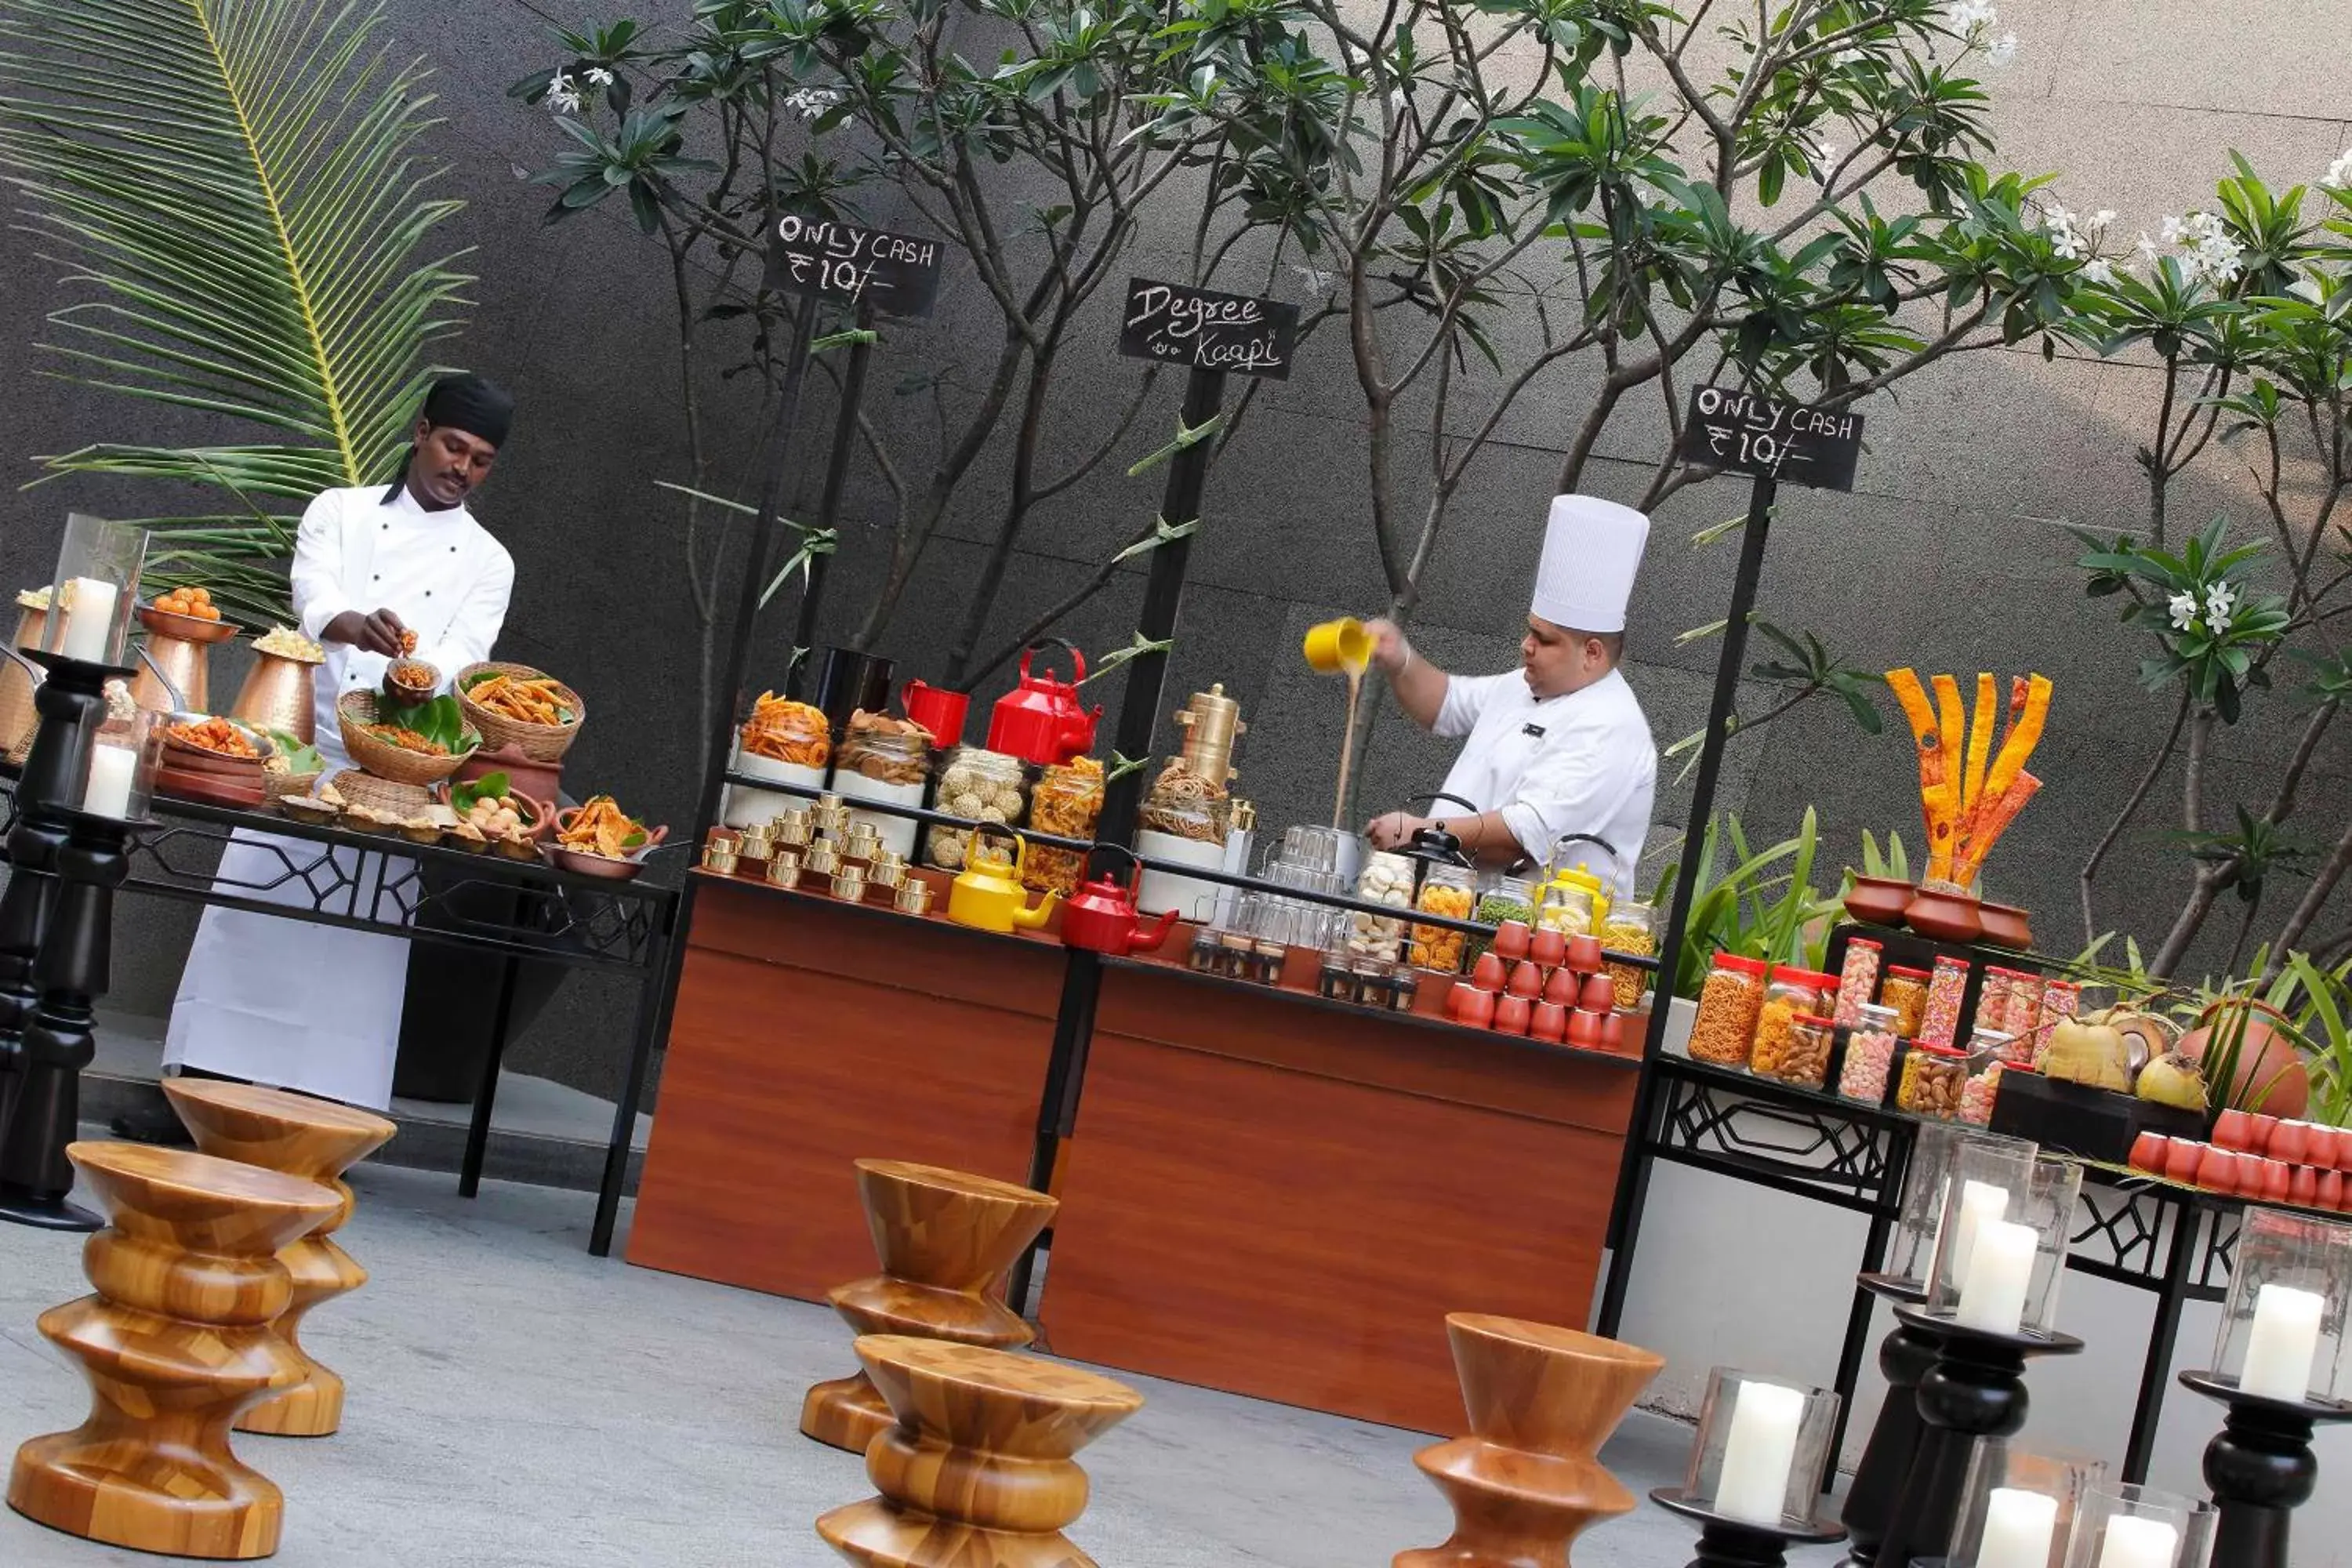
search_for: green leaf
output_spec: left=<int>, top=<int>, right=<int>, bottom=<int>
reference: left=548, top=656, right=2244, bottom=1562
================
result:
left=450, top=771, right=512, bottom=815
left=267, top=730, right=323, bottom=776
left=396, top=694, right=470, bottom=757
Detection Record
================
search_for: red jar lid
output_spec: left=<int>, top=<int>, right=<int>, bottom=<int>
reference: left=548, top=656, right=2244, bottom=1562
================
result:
left=1769, top=967, right=1841, bottom=989
left=1846, top=936, right=1883, bottom=952
left=1886, top=965, right=1933, bottom=980
left=1793, top=1014, right=1837, bottom=1029
left=1711, top=953, right=1769, bottom=976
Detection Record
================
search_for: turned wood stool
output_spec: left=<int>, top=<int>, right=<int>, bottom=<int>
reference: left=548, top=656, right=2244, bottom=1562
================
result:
left=164, top=1078, right=397, bottom=1438
left=1394, top=1314, right=1665, bottom=1568
left=800, top=1158, right=1058, bottom=1454
left=8, top=1141, right=341, bottom=1560
left=816, top=1334, right=1144, bottom=1568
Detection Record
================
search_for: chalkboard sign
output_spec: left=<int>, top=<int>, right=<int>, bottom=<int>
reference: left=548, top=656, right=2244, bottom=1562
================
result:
left=763, top=216, right=943, bottom=319
left=1118, top=278, right=1298, bottom=379
left=1675, top=385, right=1864, bottom=492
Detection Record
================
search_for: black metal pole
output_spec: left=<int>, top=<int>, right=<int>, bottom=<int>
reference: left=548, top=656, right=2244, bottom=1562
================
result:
left=787, top=298, right=877, bottom=699
left=1098, top=366, right=1226, bottom=847
left=1594, top=473, right=1776, bottom=1338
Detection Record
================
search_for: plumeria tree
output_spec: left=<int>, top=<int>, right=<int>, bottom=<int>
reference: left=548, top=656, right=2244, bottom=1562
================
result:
left=2066, top=150, right=2352, bottom=977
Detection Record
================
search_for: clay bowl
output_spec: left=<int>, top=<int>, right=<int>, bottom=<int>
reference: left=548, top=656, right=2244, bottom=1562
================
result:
left=1904, top=885, right=1984, bottom=945
left=1843, top=875, right=1913, bottom=930
left=1978, top=901, right=2034, bottom=952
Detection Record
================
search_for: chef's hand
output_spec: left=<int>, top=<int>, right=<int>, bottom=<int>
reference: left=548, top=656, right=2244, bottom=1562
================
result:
left=1365, top=618, right=1411, bottom=674
left=322, top=608, right=408, bottom=659
left=1365, top=811, right=1423, bottom=851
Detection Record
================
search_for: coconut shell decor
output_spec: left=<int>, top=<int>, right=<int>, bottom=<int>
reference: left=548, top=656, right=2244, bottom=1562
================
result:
left=1886, top=666, right=2053, bottom=939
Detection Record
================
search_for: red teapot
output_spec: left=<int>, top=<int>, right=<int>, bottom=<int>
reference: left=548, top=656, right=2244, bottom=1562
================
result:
left=1058, top=844, right=1180, bottom=957
left=985, top=639, right=1101, bottom=766
left=900, top=678, right=971, bottom=749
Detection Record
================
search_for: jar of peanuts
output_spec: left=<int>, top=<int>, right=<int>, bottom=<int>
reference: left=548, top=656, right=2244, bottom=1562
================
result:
left=1897, top=1040, right=1969, bottom=1120
left=1833, top=938, right=1883, bottom=1027
left=1755, top=1012, right=1836, bottom=1089
left=1879, top=966, right=1932, bottom=1038
left=1919, top=955, right=1972, bottom=1049
left=1688, top=953, right=1769, bottom=1066
left=1835, top=1003, right=1903, bottom=1105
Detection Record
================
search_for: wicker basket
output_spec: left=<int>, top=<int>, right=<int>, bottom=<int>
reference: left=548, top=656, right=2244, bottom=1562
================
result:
left=456, top=662, right=585, bottom=764
left=326, top=768, right=432, bottom=818
left=336, top=691, right=478, bottom=787
left=262, top=768, right=323, bottom=805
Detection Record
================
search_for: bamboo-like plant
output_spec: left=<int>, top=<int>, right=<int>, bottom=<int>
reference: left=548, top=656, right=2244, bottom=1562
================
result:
left=0, top=0, right=474, bottom=626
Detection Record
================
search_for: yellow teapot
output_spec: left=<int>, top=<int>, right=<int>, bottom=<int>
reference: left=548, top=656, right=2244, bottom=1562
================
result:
left=946, top=832, right=1059, bottom=935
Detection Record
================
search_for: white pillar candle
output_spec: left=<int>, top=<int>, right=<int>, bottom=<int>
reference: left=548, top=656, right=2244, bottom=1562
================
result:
left=1955, top=1218, right=2038, bottom=1334
left=58, top=577, right=118, bottom=662
left=80, top=742, right=137, bottom=818
left=2096, top=1515, right=2177, bottom=1568
left=1943, top=1178, right=2010, bottom=1286
left=2238, top=1283, right=2325, bottom=1402
left=1976, top=1487, right=2060, bottom=1568
left=1712, top=1381, right=1806, bottom=1526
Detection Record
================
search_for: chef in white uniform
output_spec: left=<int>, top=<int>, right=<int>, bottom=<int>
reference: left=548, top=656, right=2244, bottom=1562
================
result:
left=1363, top=494, right=1657, bottom=899
left=156, top=375, right=517, bottom=1114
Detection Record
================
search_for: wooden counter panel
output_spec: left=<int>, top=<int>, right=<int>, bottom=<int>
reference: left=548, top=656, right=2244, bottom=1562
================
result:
left=627, top=883, right=1060, bottom=1301
left=1041, top=989, right=1627, bottom=1433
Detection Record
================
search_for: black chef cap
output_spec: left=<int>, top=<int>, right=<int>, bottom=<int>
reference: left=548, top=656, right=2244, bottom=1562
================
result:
left=419, top=372, right=515, bottom=448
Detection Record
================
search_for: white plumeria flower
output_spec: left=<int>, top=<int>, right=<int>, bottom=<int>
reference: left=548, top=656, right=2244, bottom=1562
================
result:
left=1292, top=264, right=1336, bottom=294
left=585, top=67, right=615, bottom=88
left=1947, top=0, right=1997, bottom=31
left=2051, top=229, right=2085, bottom=260
left=2208, top=607, right=2235, bottom=637
left=2045, top=202, right=2076, bottom=230
left=1829, top=47, right=1866, bottom=67
left=2080, top=258, right=2116, bottom=285
left=2169, top=592, right=2198, bottom=632
left=2134, top=232, right=2161, bottom=269
left=781, top=87, right=845, bottom=122
left=546, top=72, right=583, bottom=115
left=1813, top=143, right=1838, bottom=183
left=1984, top=31, right=2019, bottom=65
left=2160, top=214, right=2187, bottom=244
left=2206, top=582, right=2238, bottom=619
left=2328, top=150, right=2352, bottom=188
left=2085, top=209, right=2115, bottom=233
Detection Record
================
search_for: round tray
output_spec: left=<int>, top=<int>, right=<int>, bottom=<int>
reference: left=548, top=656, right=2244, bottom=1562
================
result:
left=138, top=604, right=241, bottom=644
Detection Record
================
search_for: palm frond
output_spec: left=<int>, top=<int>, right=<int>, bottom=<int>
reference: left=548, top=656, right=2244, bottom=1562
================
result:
left=0, top=0, right=474, bottom=619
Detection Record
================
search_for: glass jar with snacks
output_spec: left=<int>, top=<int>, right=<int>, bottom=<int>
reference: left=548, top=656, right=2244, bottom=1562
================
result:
left=1879, top=965, right=1932, bottom=1038
left=1534, top=879, right=1595, bottom=938
left=724, top=691, right=831, bottom=829
left=1602, top=898, right=1658, bottom=1011
left=1750, top=967, right=1838, bottom=1081
left=2030, top=978, right=2079, bottom=1067
left=1754, top=1012, right=1837, bottom=1089
left=1410, top=863, right=1478, bottom=974
left=834, top=710, right=931, bottom=858
left=1836, top=1003, right=1903, bottom=1105
left=1134, top=756, right=1230, bottom=921
left=925, top=746, right=1029, bottom=872
left=1345, top=850, right=1416, bottom=963
left=1020, top=757, right=1103, bottom=895
left=1388, top=964, right=1420, bottom=1013
left=1995, top=968, right=2044, bottom=1047
left=1468, top=876, right=1537, bottom=963
left=1896, top=1040, right=1969, bottom=1121
left=1919, top=954, right=1971, bottom=1049
left=1832, top=938, right=1883, bottom=1027
left=1958, top=1027, right=2011, bottom=1124
left=1688, top=953, right=1769, bottom=1067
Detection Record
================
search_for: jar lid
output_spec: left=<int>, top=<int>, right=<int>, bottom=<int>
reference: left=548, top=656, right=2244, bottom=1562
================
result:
left=1909, top=1039, right=1968, bottom=1058
left=1968, top=1025, right=2017, bottom=1047
left=1711, top=953, right=1769, bottom=975
left=1769, top=967, right=1840, bottom=989
left=1851, top=1002, right=1901, bottom=1024
left=1886, top=964, right=1933, bottom=980
left=1792, top=1013, right=1837, bottom=1028
left=1984, top=965, right=2034, bottom=980
left=1845, top=935, right=1884, bottom=952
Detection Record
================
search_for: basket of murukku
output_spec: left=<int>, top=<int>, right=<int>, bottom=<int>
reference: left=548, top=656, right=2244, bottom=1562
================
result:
left=456, top=661, right=586, bottom=763
left=337, top=690, right=480, bottom=786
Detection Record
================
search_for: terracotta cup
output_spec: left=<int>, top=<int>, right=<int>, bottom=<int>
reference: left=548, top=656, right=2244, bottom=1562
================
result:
left=1529, top=926, right=1567, bottom=968
left=1471, top=952, right=1507, bottom=993
left=1494, top=993, right=1532, bottom=1036
left=2292, top=1164, right=2320, bottom=1209
left=1543, top=966, right=1579, bottom=1007
left=2213, top=1109, right=2259, bottom=1154
left=1564, top=933, right=1605, bottom=975
left=1598, top=1011, right=1629, bottom=1053
left=2251, top=1114, right=2285, bottom=1156
left=2307, top=1125, right=2341, bottom=1171
left=1448, top=981, right=1479, bottom=1021
left=2165, top=1141, right=2205, bottom=1185
left=1493, top=920, right=1531, bottom=962
left=1577, top=971, right=1617, bottom=1013
left=2129, top=1133, right=2170, bottom=1174
left=2271, top=1120, right=2310, bottom=1167
left=2262, top=1159, right=2292, bottom=1204
left=2199, top=1149, right=2238, bottom=1194
left=1530, top=1001, right=1567, bottom=1043
left=1457, top=987, right=1497, bottom=1029
left=1507, top=960, right=1544, bottom=1000
left=2322, top=1169, right=2347, bottom=1212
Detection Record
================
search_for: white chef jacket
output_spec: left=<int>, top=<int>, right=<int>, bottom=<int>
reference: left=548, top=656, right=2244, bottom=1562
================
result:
left=165, top=479, right=514, bottom=1109
left=1434, top=667, right=1657, bottom=900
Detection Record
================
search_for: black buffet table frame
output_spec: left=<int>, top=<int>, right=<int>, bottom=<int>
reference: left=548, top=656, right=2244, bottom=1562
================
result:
left=1644, top=1053, right=2240, bottom=1486
left=0, top=774, right=679, bottom=1257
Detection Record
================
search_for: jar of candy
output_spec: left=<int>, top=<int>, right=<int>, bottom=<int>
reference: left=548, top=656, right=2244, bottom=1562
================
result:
left=1022, top=757, right=1103, bottom=894
left=1836, top=1003, right=1903, bottom=1105
left=1755, top=1012, right=1836, bottom=1089
left=1897, top=1040, right=1969, bottom=1120
left=1975, top=967, right=2016, bottom=1042
left=1345, top=850, right=1415, bottom=962
left=1958, top=1027, right=2011, bottom=1124
left=1833, top=937, right=1883, bottom=1027
left=1688, top=953, right=1769, bottom=1066
left=1880, top=966, right=1932, bottom=1037
left=1410, top=862, right=1478, bottom=974
left=1920, top=955, right=1971, bottom=1049
left=1996, top=969, right=2045, bottom=1047
left=925, top=746, right=1028, bottom=871
left=1602, top=898, right=1658, bottom=1011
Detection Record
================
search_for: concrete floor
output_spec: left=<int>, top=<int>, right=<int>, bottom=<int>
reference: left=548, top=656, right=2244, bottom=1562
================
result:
left=0, top=1163, right=1847, bottom=1567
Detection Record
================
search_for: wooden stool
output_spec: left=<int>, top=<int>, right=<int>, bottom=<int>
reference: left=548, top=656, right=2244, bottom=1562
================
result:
left=1393, top=1314, right=1665, bottom=1568
left=800, top=1159, right=1058, bottom=1454
left=7, top=1141, right=340, bottom=1560
left=164, top=1079, right=397, bottom=1438
left=815, top=1334, right=1143, bottom=1568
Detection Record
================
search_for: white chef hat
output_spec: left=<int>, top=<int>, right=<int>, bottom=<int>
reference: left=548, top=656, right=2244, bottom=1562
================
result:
left=1531, top=493, right=1650, bottom=634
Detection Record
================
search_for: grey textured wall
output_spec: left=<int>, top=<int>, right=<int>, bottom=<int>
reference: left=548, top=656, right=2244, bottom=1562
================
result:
left=3, top=0, right=2349, bottom=1105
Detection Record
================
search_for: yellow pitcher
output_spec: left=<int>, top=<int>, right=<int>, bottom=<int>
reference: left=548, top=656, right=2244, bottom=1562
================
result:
left=946, top=832, right=1059, bottom=934
left=1302, top=617, right=1372, bottom=675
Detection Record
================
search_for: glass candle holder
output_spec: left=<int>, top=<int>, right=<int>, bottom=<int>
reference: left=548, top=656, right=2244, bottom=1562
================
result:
left=1951, top=1443, right=2108, bottom=1568
left=2210, top=1207, right=2352, bottom=1403
left=1888, top=1124, right=2039, bottom=1292
left=38, top=514, right=147, bottom=667
left=1927, top=1152, right=2082, bottom=1338
left=1682, top=1367, right=1840, bottom=1529
left=77, top=706, right=161, bottom=821
left=2061, top=1483, right=2216, bottom=1568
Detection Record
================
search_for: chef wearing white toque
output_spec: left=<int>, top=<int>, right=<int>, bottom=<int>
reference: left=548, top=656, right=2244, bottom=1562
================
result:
left=1363, top=494, right=1657, bottom=898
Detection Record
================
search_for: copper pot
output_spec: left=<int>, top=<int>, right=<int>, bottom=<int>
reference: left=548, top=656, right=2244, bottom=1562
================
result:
left=1843, top=875, right=1912, bottom=930
left=1977, top=900, right=2034, bottom=952
left=1904, top=883, right=1983, bottom=944
left=230, top=651, right=319, bottom=745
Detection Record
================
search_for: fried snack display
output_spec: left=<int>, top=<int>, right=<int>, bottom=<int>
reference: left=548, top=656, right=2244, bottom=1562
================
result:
left=387, top=659, right=437, bottom=693
left=166, top=716, right=260, bottom=757
left=739, top=691, right=830, bottom=767
left=560, top=795, right=647, bottom=858
left=839, top=710, right=932, bottom=785
left=397, top=628, right=419, bottom=655
left=468, top=672, right=576, bottom=726
left=1886, top=666, right=2050, bottom=887
left=151, top=586, right=221, bottom=622
left=252, top=625, right=325, bottom=662
left=366, top=725, right=449, bottom=757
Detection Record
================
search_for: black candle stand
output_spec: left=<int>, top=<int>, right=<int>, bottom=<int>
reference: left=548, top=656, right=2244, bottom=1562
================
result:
left=1653, top=1486, right=1845, bottom=1567
left=1873, top=1305, right=2082, bottom=1568
left=2178, top=1370, right=2352, bottom=1568
left=1837, top=1273, right=1934, bottom=1566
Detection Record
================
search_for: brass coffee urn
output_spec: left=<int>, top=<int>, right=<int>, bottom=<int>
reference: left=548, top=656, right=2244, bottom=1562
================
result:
left=1172, top=683, right=1246, bottom=789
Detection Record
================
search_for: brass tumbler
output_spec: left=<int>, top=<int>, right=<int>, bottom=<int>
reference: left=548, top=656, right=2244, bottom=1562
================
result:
left=895, top=880, right=935, bottom=917
left=767, top=851, right=803, bottom=889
